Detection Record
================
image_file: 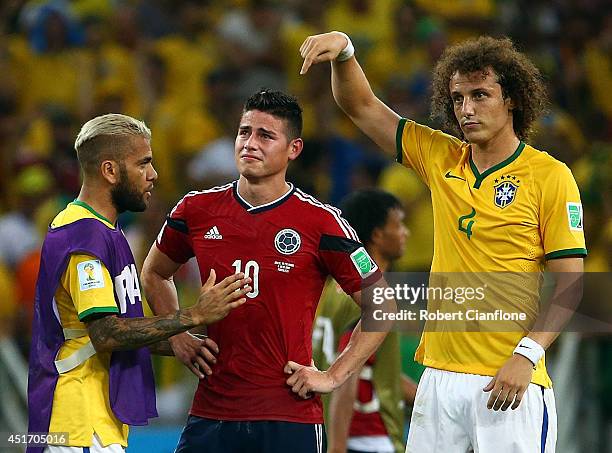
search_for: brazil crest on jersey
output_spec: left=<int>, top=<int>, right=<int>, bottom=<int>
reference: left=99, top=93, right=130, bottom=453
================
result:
left=396, top=119, right=587, bottom=387
left=156, top=181, right=381, bottom=423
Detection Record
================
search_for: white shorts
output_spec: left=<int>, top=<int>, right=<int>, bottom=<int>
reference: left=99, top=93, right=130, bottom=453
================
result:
left=406, top=368, right=557, bottom=453
left=44, top=434, right=124, bottom=453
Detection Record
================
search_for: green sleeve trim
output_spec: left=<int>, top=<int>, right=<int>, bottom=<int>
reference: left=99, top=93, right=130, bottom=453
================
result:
left=395, top=118, right=407, bottom=164
left=545, top=248, right=588, bottom=260
left=78, top=305, right=119, bottom=322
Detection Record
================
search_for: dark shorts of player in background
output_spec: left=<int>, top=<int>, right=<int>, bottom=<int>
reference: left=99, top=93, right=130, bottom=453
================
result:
left=175, top=415, right=326, bottom=453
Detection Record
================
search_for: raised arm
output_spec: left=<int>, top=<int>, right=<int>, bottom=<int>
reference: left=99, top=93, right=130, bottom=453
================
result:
left=300, top=31, right=401, bottom=157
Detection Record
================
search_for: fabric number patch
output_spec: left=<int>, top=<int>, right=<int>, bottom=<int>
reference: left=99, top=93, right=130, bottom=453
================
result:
left=77, top=259, right=105, bottom=291
left=566, top=202, right=583, bottom=231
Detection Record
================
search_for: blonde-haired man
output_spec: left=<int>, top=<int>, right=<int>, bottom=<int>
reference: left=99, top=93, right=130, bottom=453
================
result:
left=27, top=114, right=251, bottom=453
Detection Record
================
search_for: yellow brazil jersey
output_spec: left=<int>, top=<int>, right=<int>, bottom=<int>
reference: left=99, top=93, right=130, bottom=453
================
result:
left=47, top=202, right=128, bottom=447
left=396, top=119, right=587, bottom=387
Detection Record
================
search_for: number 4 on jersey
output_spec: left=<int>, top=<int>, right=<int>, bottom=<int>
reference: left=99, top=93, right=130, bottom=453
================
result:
left=458, top=208, right=476, bottom=240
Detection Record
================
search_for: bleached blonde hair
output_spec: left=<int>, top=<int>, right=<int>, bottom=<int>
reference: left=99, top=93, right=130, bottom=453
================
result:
left=74, top=113, right=151, bottom=175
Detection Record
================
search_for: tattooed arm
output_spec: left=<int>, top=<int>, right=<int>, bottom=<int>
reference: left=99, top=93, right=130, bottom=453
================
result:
left=87, top=311, right=195, bottom=352
left=86, top=270, right=251, bottom=353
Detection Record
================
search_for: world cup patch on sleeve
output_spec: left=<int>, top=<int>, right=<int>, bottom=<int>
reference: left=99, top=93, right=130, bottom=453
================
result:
left=566, top=202, right=583, bottom=231
left=77, top=259, right=105, bottom=291
left=350, top=247, right=378, bottom=278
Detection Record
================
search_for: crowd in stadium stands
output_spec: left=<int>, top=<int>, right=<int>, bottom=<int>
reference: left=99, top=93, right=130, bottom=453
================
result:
left=0, top=0, right=610, bottom=432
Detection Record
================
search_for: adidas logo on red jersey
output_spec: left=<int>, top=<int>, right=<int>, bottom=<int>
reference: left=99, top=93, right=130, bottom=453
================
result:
left=204, top=226, right=222, bottom=240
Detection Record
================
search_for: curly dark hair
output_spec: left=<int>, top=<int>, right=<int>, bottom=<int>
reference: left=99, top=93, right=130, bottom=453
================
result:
left=431, top=36, right=548, bottom=141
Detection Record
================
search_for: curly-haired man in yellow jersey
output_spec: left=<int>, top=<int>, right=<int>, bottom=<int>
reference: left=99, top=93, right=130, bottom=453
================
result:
left=300, top=33, right=586, bottom=453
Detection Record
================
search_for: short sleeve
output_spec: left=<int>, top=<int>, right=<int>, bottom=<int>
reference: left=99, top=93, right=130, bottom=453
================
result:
left=155, top=196, right=195, bottom=264
left=318, top=210, right=382, bottom=296
left=395, top=119, right=463, bottom=187
left=62, top=254, right=118, bottom=322
left=540, top=164, right=587, bottom=260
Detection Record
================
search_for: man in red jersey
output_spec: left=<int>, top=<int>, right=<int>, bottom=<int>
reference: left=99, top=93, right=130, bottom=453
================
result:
left=141, top=90, right=391, bottom=453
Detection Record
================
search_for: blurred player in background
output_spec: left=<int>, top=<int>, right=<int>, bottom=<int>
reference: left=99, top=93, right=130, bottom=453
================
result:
left=300, top=32, right=586, bottom=452
left=27, top=114, right=249, bottom=453
left=313, top=188, right=416, bottom=453
left=142, top=89, right=392, bottom=453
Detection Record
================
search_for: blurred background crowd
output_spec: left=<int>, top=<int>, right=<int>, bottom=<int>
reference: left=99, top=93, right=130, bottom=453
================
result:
left=0, top=0, right=610, bottom=451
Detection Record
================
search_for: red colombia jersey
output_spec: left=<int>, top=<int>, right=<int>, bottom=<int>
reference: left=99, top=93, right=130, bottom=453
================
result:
left=156, top=181, right=381, bottom=423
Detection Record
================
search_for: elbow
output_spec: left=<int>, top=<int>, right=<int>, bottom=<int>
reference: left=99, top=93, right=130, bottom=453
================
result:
left=140, top=262, right=155, bottom=293
left=140, top=273, right=152, bottom=298
left=334, top=93, right=367, bottom=117
left=140, top=262, right=172, bottom=296
left=335, top=92, right=379, bottom=124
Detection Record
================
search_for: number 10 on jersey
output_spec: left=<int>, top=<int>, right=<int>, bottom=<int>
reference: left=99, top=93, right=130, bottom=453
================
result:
left=232, top=260, right=260, bottom=298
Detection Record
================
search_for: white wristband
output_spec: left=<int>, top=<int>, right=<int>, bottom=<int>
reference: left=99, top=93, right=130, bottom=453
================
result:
left=513, top=337, right=545, bottom=367
left=187, top=332, right=208, bottom=341
left=335, top=31, right=355, bottom=62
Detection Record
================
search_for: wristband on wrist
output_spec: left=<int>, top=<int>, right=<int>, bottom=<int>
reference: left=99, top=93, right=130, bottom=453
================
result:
left=513, top=336, right=545, bottom=367
left=187, top=332, right=208, bottom=341
left=335, top=31, right=355, bottom=62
